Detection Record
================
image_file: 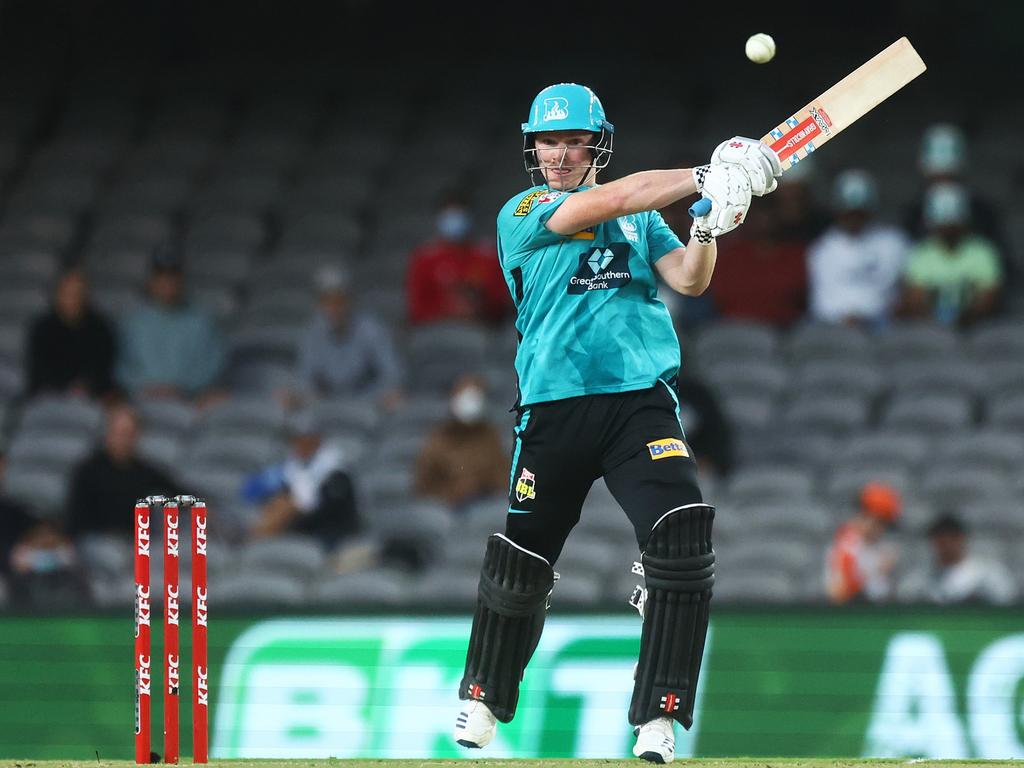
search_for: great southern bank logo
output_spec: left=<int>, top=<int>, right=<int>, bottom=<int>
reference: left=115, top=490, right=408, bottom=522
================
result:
left=569, top=243, right=632, bottom=294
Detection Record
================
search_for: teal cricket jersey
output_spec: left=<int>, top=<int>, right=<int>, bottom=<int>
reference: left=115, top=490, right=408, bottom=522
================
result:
left=497, top=185, right=685, bottom=406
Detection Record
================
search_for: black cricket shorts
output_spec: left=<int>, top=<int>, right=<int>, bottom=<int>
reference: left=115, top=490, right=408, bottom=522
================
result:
left=504, top=380, right=703, bottom=564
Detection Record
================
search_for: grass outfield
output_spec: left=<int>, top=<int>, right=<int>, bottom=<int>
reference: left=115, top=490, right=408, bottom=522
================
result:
left=1, top=761, right=1021, bottom=768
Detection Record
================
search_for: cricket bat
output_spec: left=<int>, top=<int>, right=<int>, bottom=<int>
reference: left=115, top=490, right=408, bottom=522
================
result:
left=690, top=36, right=927, bottom=216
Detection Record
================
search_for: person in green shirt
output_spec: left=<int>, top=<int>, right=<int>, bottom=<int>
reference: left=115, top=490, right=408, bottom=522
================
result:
left=900, top=182, right=1001, bottom=327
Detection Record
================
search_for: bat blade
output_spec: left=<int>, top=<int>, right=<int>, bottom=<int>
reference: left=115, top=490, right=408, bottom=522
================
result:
left=762, top=37, right=927, bottom=171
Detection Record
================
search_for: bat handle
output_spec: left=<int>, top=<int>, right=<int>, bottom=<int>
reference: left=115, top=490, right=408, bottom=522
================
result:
left=688, top=198, right=713, bottom=218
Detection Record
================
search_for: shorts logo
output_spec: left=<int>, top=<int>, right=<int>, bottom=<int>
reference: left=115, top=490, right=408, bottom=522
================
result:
left=568, top=242, right=632, bottom=294
left=515, top=467, right=536, bottom=502
left=542, top=97, right=569, bottom=122
left=514, top=190, right=545, bottom=216
left=647, top=438, right=688, bottom=460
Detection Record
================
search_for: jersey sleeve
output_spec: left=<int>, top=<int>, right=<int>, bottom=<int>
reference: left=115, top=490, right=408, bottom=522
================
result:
left=645, top=210, right=685, bottom=263
left=497, top=189, right=572, bottom=267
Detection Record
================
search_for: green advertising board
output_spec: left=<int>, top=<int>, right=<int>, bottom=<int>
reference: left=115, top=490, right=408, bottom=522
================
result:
left=0, top=611, right=1022, bottom=759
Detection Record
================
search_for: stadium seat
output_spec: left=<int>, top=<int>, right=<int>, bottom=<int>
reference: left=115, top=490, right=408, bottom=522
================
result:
left=887, top=360, right=989, bottom=399
left=785, top=322, right=873, bottom=363
left=986, top=392, right=1024, bottom=431
left=778, top=393, right=871, bottom=435
left=18, top=396, right=104, bottom=436
left=935, top=430, right=1024, bottom=474
left=311, top=397, right=382, bottom=436
left=216, top=570, right=307, bottom=607
left=791, top=359, right=885, bottom=400
left=6, top=431, right=93, bottom=470
left=198, top=396, right=287, bottom=438
left=880, top=393, right=973, bottom=433
left=703, top=359, right=789, bottom=400
left=876, top=323, right=959, bottom=363
left=919, top=465, right=1011, bottom=507
left=238, top=535, right=327, bottom=579
left=834, top=431, right=930, bottom=474
left=1, top=462, right=68, bottom=515
left=694, top=321, right=779, bottom=365
left=710, top=571, right=800, bottom=603
left=823, top=466, right=913, bottom=507
left=967, top=320, right=1024, bottom=363
left=726, top=466, right=815, bottom=504
left=311, top=568, right=410, bottom=607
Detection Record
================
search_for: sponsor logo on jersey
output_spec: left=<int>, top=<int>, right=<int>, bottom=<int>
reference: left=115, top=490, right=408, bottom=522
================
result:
left=568, top=243, right=632, bottom=294
left=515, top=467, right=536, bottom=502
left=514, top=190, right=546, bottom=216
left=537, top=190, right=563, bottom=204
left=542, top=97, right=569, bottom=122
left=647, top=438, right=689, bottom=460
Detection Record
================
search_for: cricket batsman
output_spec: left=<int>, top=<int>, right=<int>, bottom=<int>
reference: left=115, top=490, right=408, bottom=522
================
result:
left=453, top=83, right=780, bottom=763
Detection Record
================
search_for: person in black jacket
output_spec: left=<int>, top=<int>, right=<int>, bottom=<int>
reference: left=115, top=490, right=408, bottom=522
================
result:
left=66, top=403, right=177, bottom=537
left=26, top=267, right=117, bottom=400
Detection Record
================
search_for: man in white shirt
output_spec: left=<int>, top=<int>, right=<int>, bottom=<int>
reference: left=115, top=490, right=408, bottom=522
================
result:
left=904, top=514, right=1017, bottom=605
left=806, top=170, right=909, bottom=328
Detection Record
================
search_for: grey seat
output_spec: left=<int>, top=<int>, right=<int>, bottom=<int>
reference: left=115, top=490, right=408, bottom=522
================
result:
left=576, top=480, right=634, bottom=538
left=956, top=496, right=1024, bottom=535
left=189, top=433, right=283, bottom=471
left=2, top=463, right=67, bottom=515
left=711, top=571, right=800, bottom=603
left=408, top=565, right=483, bottom=607
left=197, top=397, right=287, bottom=438
left=824, top=466, right=912, bottom=506
left=726, top=466, right=815, bottom=504
left=18, top=397, right=104, bottom=437
left=987, top=393, right=1024, bottom=431
left=935, top=430, right=1024, bottom=474
left=888, top=360, right=988, bottom=398
left=381, top=395, right=450, bottom=436
left=877, top=324, right=959, bottom=363
left=980, top=361, right=1024, bottom=399
left=311, top=397, right=382, bottom=436
left=694, top=322, right=778, bottom=364
left=185, top=213, right=265, bottom=251
left=376, top=434, right=427, bottom=466
left=738, top=430, right=839, bottom=472
left=217, top=570, right=307, bottom=607
left=6, top=432, right=94, bottom=469
left=919, top=465, right=1010, bottom=507
left=785, top=322, right=873, bottom=363
left=881, top=393, right=973, bottom=432
left=791, top=359, right=885, bottom=400
left=967, top=320, right=1024, bottom=362
left=835, top=431, right=930, bottom=474
left=137, top=399, right=198, bottom=434
left=779, top=393, right=870, bottom=435
left=729, top=500, right=833, bottom=539
left=703, top=359, right=788, bottom=399
left=310, top=568, right=410, bottom=607
left=552, top=571, right=604, bottom=607
left=720, top=393, right=775, bottom=430
left=239, top=535, right=327, bottom=578
left=368, top=498, right=452, bottom=541
left=78, top=533, right=132, bottom=578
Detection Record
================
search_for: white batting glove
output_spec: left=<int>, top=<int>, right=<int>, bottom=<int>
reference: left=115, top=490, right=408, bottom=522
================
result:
left=711, top=136, right=782, bottom=196
left=689, top=164, right=752, bottom=242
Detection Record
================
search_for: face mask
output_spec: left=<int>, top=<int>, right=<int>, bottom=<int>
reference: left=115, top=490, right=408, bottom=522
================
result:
left=451, top=387, right=486, bottom=424
left=437, top=209, right=472, bottom=241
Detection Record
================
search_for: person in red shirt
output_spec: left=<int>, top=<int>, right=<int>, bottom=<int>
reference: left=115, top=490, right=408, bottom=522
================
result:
left=825, top=482, right=902, bottom=604
left=406, top=194, right=510, bottom=326
left=708, top=195, right=808, bottom=326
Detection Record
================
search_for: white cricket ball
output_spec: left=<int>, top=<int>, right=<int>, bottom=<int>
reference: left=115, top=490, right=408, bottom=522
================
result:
left=745, top=33, right=776, bottom=64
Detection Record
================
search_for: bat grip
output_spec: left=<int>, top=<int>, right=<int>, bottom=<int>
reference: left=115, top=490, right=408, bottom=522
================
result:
left=688, top=198, right=713, bottom=218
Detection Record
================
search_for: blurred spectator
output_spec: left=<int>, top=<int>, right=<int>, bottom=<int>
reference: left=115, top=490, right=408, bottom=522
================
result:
left=406, top=193, right=510, bottom=327
left=677, top=374, right=734, bottom=479
left=825, top=482, right=902, bottom=604
left=26, top=267, right=118, bottom=400
left=290, top=264, right=403, bottom=409
left=709, top=198, right=808, bottom=327
left=1, top=454, right=83, bottom=607
left=900, top=513, right=1016, bottom=605
left=899, top=182, right=1002, bottom=327
left=242, top=410, right=361, bottom=546
left=806, top=170, right=910, bottom=328
left=66, top=404, right=178, bottom=537
left=773, top=160, right=829, bottom=244
left=904, top=125, right=1005, bottom=248
left=116, top=248, right=226, bottom=403
left=414, top=374, right=507, bottom=511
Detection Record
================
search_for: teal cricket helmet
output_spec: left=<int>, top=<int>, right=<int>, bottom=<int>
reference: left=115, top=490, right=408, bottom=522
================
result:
left=521, top=83, right=615, bottom=186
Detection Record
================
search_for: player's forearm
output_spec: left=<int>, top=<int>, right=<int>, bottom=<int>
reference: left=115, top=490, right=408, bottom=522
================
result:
left=660, top=240, right=717, bottom=296
left=609, top=169, right=699, bottom=214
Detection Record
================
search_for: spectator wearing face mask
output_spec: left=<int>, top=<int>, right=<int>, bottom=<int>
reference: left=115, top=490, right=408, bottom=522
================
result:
left=414, top=374, right=508, bottom=512
left=406, top=193, right=510, bottom=327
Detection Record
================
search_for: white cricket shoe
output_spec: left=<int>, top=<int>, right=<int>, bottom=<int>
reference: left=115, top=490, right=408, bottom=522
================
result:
left=454, top=699, right=497, bottom=748
left=633, top=716, right=675, bottom=763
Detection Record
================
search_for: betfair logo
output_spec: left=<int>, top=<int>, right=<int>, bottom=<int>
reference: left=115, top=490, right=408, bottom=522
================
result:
left=647, top=438, right=689, bottom=461
left=587, top=248, right=615, bottom=274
